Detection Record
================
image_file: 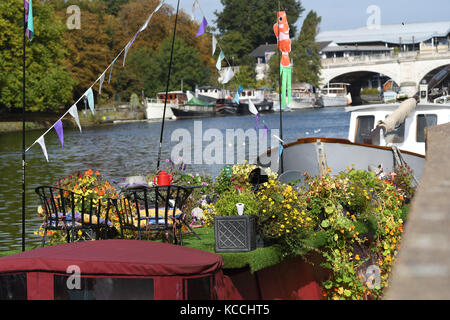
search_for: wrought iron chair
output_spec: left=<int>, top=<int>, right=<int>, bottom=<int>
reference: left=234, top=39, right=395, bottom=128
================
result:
left=117, top=185, right=201, bottom=245
left=35, top=186, right=117, bottom=246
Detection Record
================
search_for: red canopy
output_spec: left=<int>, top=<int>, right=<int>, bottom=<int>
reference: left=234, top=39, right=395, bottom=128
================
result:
left=0, top=240, right=223, bottom=276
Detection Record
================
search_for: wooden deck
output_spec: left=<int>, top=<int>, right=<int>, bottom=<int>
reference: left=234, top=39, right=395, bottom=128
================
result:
left=385, top=122, right=450, bottom=299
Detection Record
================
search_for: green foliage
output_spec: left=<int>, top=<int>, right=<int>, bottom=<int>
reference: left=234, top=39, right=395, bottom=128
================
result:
left=0, top=0, right=75, bottom=111
left=213, top=189, right=260, bottom=217
left=215, top=0, right=304, bottom=57
left=291, top=10, right=322, bottom=87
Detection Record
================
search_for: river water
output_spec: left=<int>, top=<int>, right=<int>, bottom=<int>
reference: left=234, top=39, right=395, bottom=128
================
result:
left=0, top=107, right=350, bottom=251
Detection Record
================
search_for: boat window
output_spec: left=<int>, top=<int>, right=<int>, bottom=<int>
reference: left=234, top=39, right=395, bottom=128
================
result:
left=416, top=114, right=437, bottom=142
left=0, top=273, right=27, bottom=300
left=184, top=276, right=212, bottom=300
left=355, top=116, right=377, bottom=144
left=53, top=276, right=154, bottom=300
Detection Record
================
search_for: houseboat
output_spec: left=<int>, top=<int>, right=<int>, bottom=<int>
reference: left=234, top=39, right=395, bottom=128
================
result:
left=145, top=91, right=187, bottom=120
left=316, top=83, right=352, bottom=107
left=237, top=88, right=274, bottom=114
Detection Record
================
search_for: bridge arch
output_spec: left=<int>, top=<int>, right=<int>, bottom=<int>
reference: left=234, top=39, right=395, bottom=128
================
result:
left=320, top=65, right=401, bottom=88
left=416, top=61, right=450, bottom=85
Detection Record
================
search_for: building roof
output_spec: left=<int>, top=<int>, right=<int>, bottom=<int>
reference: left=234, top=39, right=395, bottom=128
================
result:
left=320, top=45, right=393, bottom=53
left=317, top=21, right=450, bottom=45
left=250, top=44, right=277, bottom=57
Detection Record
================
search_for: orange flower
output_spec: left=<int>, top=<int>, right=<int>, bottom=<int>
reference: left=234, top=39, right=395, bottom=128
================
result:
left=96, top=170, right=100, bottom=176
left=85, top=169, right=93, bottom=176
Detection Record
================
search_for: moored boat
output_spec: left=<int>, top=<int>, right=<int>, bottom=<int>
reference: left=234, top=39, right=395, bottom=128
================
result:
left=170, top=97, right=217, bottom=119
left=145, top=91, right=187, bottom=120
left=316, top=83, right=351, bottom=107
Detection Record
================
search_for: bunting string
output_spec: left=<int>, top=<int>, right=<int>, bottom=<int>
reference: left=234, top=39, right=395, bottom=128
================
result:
left=25, top=1, right=166, bottom=159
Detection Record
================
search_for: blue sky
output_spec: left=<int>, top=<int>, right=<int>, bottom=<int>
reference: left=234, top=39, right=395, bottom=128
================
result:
left=163, top=0, right=450, bottom=31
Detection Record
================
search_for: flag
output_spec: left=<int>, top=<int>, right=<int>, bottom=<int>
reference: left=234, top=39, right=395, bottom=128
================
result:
left=195, top=16, right=208, bottom=37
left=98, top=72, right=105, bottom=95
left=212, top=35, right=217, bottom=55
left=234, top=85, right=243, bottom=104
left=108, top=57, right=118, bottom=83
left=68, top=105, right=82, bottom=132
left=140, top=0, right=164, bottom=32
left=263, top=124, right=268, bottom=139
left=216, top=50, right=225, bottom=71
left=85, top=88, right=95, bottom=114
left=192, top=0, right=199, bottom=20
left=278, top=143, right=284, bottom=161
left=24, top=0, right=34, bottom=41
left=220, top=67, right=234, bottom=84
left=248, top=99, right=259, bottom=115
left=54, top=120, right=64, bottom=148
left=36, top=136, right=48, bottom=162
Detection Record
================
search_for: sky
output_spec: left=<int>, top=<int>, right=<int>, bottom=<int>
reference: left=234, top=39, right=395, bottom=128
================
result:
left=162, top=0, right=450, bottom=32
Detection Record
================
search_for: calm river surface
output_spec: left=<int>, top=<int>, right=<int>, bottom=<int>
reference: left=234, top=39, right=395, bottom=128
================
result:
left=0, top=107, right=350, bottom=251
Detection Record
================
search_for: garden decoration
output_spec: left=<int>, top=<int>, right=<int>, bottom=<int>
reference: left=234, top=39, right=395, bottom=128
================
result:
left=274, top=10, right=292, bottom=109
left=154, top=170, right=173, bottom=186
left=236, top=203, right=244, bottom=215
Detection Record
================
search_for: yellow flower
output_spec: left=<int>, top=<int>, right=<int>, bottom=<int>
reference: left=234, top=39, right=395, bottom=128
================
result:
left=337, top=287, right=344, bottom=295
left=355, top=254, right=360, bottom=261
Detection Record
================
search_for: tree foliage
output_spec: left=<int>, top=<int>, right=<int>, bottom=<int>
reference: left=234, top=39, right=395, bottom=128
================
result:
left=291, top=10, right=322, bottom=87
left=0, top=0, right=75, bottom=112
left=215, top=0, right=304, bottom=56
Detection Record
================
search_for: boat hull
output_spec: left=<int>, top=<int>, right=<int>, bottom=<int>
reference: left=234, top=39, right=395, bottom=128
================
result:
left=145, top=103, right=175, bottom=120
left=170, top=106, right=216, bottom=119
left=258, top=137, right=425, bottom=182
left=238, top=100, right=274, bottom=114
left=317, top=96, right=349, bottom=107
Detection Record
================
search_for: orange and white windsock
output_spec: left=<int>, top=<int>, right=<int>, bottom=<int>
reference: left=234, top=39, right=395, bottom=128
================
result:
left=273, top=11, right=291, bottom=67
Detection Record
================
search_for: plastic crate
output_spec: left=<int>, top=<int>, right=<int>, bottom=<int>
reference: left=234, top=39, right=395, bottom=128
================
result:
left=214, top=216, right=256, bottom=253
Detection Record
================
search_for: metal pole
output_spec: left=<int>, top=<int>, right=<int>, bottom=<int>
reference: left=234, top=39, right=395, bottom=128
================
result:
left=22, top=2, right=27, bottom=252
left=156, top=0, right=180, bottom=171
left=277, top=1, right=284, bottom=173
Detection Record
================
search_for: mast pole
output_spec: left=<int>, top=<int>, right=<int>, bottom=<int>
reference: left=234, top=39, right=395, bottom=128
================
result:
left=22, top=2, right=27, bottom=252
left=156, top=0, right=181, bottom=171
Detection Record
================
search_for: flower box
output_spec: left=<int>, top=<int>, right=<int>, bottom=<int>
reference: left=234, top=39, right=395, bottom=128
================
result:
left=214, top=216, right=256, bottom=253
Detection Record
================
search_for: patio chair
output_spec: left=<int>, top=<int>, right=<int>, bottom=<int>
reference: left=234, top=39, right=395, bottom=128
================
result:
left=35, top=186, right=117, bottom=246
left=117, top=185, right=201, bottom=245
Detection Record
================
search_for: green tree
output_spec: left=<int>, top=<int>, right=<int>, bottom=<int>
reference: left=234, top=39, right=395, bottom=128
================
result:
left=215, top=0, right=304, bottom=57
left=0, top=0, right=75, bottom=112
left=291, top=10, right=322, bottom=87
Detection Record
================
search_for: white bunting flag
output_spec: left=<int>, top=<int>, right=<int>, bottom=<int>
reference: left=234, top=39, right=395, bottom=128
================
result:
left=220, top=67, right=235, bottom=84
left=98, top=72, right=105, bottom=95
left=248, top=99, right=259, bottom=115
left=140, top=0, right=165, bottom=32
left=85, top=88, right=95, bottom=115
left=216, top=50, right=225, bottom=71
left=192, top=0, right=199, bottom=20
left=123, top=41, right=132, bottom=66
left=36, top=136, right=49, bottom=162
left=68, top=104, right=82, bottom=132
left=212, top=34, right=217, bottom=55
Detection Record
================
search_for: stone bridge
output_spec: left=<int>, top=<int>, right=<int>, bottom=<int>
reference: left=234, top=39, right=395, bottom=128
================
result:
left=320, top=49, right=450, bottom=98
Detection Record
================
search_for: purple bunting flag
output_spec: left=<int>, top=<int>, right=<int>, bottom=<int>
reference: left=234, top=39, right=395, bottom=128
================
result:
left=263, top=124, right=268, bottom=140
left=195, top=17, right=208, bottom=37
left=54, top=120, right=64, bottom=148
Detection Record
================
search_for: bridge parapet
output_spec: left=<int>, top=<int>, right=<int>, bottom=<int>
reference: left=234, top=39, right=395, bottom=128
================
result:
left=322, top=49, right=450, bottom=68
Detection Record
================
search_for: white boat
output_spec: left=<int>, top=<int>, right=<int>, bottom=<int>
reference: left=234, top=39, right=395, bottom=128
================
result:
left=316, top=83, right=352, bottom=107
left=258, top=99, right=449, bottom=182
left=433, top=95, right=450, bottom=104
left=290, top=83, right=315, bottom=109
left=195, top=86, right=231, bottom=103
left=145, top=91, right=187, bottom=120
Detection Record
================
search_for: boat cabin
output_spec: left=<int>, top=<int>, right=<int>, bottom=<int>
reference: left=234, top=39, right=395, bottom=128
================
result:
left=321, top=83, right=350, bottom=96
left=156, top=91, right=187, bottom=104
left=347, top=102, right=450, bottom=155
left=195, top=86, right=231, bottom=100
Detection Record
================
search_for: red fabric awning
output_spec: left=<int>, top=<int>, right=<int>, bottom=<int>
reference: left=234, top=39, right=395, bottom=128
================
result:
left=0, top=240, right=223, bottom=276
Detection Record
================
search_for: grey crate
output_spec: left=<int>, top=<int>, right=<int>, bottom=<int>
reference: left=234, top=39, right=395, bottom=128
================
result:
left=214, top=216, right=256, bottom=253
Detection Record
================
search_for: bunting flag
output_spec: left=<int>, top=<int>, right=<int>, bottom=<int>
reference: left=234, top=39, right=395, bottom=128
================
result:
left=98, top=72, right=105, bottom=95
left=248, top=98, right=259, bottom=115
left=278, top=142, right=284, bottom=161
left=254, top=113, right=260, bottom=130
left=216, top=50, right=225, bottom=71
left=108, top=57, right=117, bottom=84
left=54, top=120, right=64, bottom=148
left=220, top=67, right=234, bottom=84
left=192, top=0, right=199, bottom=20
left=141, top=0, right=164, bottom=32
left=234, top=85, right=243, bottom=104
left=195, top=17, right=208, bottom=37
left=212, top=35, right=217, bottom=55
left=24, top=0, right=34, bottom=41
left=263, top=124, right=268, bottom=139
left=36, top=136, right=48, bottom=162
left=68, top=105, right=82, bottom=132
left=85, top=88, right=95, bottom=114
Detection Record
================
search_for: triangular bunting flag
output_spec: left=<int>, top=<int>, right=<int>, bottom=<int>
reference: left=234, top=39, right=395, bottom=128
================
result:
left=192, top=0, right=199, bottom=20
left=109, top=57, right=118, bottom=84
left=85, top=88, right=95, bottom=114
left=234, top=85, right=243, bottom=104
left=212, top=35, right=217, bottom=55
left=216, top=50, right=225, bottom=71
left=68, top=105, right=82, bottom=132
left=36, top=136, right=49, bottom=162
left=54, top=120, right=64, bottom=148
left=248, top=99, right=259, bottom=115
left=123, top=41, right=132, bottom=67
left=220, top=67, right=235, bottom=84
left=140, top=0, right=164, bottom=32
left=278, top=142, right=284, bottom=161
left=98, top=72, right=105, bottom=95
left=195, top=16, right=208, bottom=37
